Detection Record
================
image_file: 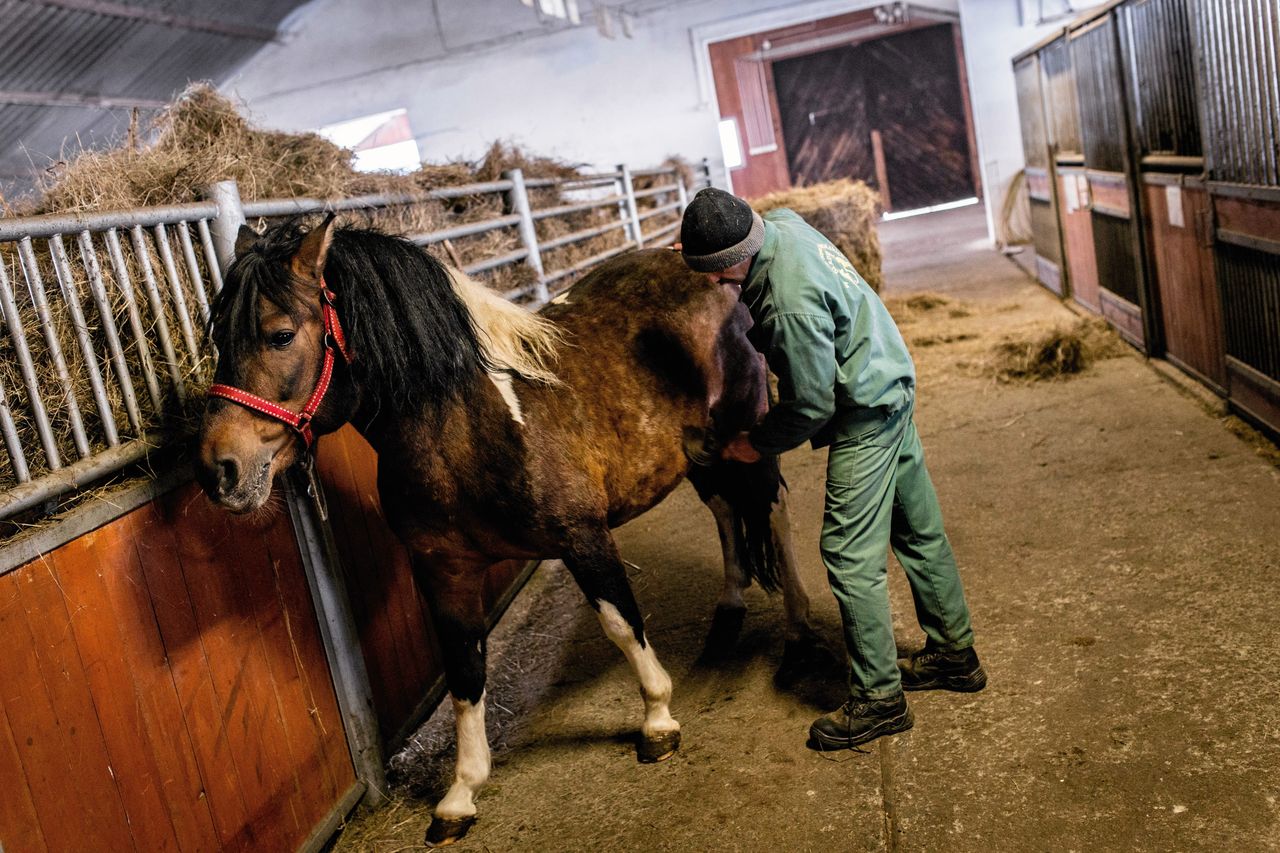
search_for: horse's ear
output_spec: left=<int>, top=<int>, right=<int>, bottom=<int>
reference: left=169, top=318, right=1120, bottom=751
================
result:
left=292, top=213, right=336, bottom=283
left=234, top=224, right=259, bottom=258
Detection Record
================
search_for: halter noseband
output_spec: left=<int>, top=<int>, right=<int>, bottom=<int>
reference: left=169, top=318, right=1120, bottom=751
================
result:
left=207, top=280, right=352, bottom=449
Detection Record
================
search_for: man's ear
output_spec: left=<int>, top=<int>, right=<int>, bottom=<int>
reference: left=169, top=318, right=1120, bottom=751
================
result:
left=234, top=224, right=259, bottom=258
left=292, top=213, right=336, bottom=282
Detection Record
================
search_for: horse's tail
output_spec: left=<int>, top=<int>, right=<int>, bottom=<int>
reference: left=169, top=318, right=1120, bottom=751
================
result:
left=687, top=455, right=784, bottom=593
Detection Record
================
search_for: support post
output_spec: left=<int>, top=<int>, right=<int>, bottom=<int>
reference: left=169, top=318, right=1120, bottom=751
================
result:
left=285, top=471, right=389, bottom=806
left=618, top=163, right=644, bottom=248
left=700, top=157, right=712, bottom=189
left=676, top=170, right=690, bottom=214
left=503, top=168, right=548, bottom=303
left=206, top=180, right=246, bottom=269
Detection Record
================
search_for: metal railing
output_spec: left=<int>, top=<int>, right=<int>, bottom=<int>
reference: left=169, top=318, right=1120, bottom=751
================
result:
left=0, top=157, right=711, bottom=527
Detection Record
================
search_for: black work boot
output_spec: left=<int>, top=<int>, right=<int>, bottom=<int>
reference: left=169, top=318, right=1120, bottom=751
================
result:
left=897, top=645, right=987, bottom=692
left=808, top=692, right=913, bottom=750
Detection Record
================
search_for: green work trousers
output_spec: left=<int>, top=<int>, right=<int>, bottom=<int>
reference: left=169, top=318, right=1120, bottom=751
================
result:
left=820, top=403, right=975, bottom=700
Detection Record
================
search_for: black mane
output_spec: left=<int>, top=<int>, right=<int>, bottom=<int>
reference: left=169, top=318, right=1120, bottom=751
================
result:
left=210, top=220, right=489, bottom=414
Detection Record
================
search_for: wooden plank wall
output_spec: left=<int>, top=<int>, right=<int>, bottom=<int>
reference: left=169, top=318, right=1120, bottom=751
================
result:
left=0, top=483, right=355, bottom=853
left=314, top=426, right=529, bottom=749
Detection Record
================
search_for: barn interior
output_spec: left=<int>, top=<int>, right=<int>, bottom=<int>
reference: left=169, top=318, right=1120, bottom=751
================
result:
left=0, top=1, right=1277, bottom=851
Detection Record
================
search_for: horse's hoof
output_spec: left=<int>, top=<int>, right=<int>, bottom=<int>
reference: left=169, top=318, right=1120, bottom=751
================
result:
left=638, top=729, right=681, bottom=763
left=425, top=815, right=476, bottom=848
left=699, top=606, right=746, bottom=662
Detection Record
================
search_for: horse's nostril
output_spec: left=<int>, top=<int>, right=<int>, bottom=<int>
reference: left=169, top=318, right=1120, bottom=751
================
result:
left=215, top=457, right=240, bottom=494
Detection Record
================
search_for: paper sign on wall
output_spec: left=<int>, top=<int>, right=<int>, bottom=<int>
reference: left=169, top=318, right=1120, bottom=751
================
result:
left=1063, top=175, right=1079, bottom=212
left=1166, top=185, right=1185, bottom=228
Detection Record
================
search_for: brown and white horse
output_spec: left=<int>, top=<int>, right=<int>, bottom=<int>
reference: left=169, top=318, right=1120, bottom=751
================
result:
left=196, top=217, right=813, bottom=846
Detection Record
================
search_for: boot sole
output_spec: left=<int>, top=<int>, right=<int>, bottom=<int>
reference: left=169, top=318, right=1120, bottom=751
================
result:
left=807, top=707, right=914, bottom=751
left=900, top=666, right=987, bottom=693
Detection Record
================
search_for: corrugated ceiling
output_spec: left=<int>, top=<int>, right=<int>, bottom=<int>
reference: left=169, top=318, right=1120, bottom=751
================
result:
left=0, top=0, right=313, bottom=199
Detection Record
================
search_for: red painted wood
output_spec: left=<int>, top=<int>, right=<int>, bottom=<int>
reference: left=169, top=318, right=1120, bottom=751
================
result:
left=708, top=34, right=792, bottom=199
left=132, top=499, right=257, bottom=849
left=1213, top=195, right=1280, bottom=241
left=1144, top=181, right=1227, bottom=390
left=51, top=518, right=217, bottom=852
left=165, top=498, right=307, bottom=850
left=1058, top=168, right=1102, bottom=312
left=4, top=564, right=135, bottom=851
left=0, top=578, right=50, bottom=853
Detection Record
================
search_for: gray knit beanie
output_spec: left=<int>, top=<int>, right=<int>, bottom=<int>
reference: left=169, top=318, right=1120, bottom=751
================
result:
left=680, top=187, right=765, bottom=272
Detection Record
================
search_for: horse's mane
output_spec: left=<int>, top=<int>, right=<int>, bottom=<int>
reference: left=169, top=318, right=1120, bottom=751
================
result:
left=446, top=267, right=562, bottom=385
left=214, top=221, right=562, bottom=415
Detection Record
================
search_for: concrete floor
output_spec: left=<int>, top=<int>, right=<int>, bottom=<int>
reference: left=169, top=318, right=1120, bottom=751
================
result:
left=341, top=205, right=1280, bottom=852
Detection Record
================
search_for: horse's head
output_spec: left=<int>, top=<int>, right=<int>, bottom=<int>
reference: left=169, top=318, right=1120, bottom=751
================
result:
left=197, top=216, right=355, bottom=513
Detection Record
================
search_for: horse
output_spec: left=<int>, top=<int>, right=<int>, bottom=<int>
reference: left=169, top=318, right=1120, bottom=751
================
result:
left=196, top=217, right=814, bottom=847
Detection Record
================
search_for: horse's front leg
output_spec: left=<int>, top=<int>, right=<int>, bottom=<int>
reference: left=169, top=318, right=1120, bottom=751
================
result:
left=414, top=557, right=491, bottom=848
left=563, top=528, right=681, bottom=762
left=771, top=481, right=814, bottom=643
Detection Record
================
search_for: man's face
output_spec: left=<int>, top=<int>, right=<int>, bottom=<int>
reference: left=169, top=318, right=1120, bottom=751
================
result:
left=704, top=257, right=753, bottom=287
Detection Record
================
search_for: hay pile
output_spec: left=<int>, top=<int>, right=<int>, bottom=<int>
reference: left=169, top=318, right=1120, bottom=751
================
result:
left=32, top=85, right=663, bottom=297
left=752, top=179, right=883, bottom=292
left=991, top=318, right=1128, bottom=381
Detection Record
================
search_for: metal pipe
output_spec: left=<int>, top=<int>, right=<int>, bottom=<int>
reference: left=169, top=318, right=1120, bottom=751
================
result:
left=530, top=193, right=627, bottom=221
left=0, top=433, right=162, bottom=519
left=0, top=373, right=30, bottom=483
left=543, top=241, right=634, bottom=286
left=462, top=247, right=529, bottom=276
left=78, top=231, right=143, bottom=434
left=618, top=163, right=644, bottom=249
left=643, top=220, right=681, bottom=246
left=632, top=183, right=679, bottom=200
left=537, top=218, right=628, bottom=252
left=637, top=201, right=681, bottom=223
left=409, top=214, right=521, bottom=246
left=104, top=228, right=163, bottom=413
left=49, top=234, right=119, bottom=447
left=128, top=225, right=186, bottom=405
left=239, top=183, right=515, bottom=219
left=152, top=224, right=201, bottom=358
left=283, top=471, right=389, bottom=804
left=17, top=237, right=89, bottom=458
left=207, top=180, right=247, bottom=278
left=177, top=221, right=211, bottom=326
left=0, top=257, right=61, bottom=469
left=195, top=218, right=224, bottom=295
left=504, top=169, right=547, bottom=303
left=0, top=201, right=217, bottom=242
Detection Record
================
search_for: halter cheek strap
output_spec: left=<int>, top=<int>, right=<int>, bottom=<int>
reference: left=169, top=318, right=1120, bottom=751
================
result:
left=207, top=282, right=352, bottom=449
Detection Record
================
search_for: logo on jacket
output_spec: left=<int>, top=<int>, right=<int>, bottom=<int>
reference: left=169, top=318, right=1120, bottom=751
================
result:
left=818, top=243, right=860, bottom=290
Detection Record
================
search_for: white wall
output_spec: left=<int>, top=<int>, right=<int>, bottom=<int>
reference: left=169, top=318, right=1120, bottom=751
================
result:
left=957, top=0, right=1107, bottom=243
left=226, top=0, right=1097, bottom=244
left=226, top=0, right=957, bottom=182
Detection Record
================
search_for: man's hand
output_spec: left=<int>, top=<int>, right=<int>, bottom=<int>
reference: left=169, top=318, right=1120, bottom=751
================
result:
left=721, top=432, right=762, bottom=464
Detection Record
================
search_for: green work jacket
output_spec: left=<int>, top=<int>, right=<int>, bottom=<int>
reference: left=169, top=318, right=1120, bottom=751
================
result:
left=742, top=209, right=915, bottom=455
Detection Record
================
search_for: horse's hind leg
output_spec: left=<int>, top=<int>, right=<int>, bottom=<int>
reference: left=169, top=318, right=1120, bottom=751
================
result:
left=413, top=558, right=490, bottom=848
left=562, top=527, right=681, bottom=762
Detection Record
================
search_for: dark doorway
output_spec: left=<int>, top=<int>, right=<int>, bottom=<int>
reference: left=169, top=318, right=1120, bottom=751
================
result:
left=773, top=24, right=976, bottom=211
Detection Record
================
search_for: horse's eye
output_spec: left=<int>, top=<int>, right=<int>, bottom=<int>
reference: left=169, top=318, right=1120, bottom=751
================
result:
left=268, top=330, right=296, bottom=349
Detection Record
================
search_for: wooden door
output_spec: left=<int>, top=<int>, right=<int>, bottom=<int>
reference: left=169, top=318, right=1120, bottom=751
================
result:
left=773, top=23, right=975, bottom=210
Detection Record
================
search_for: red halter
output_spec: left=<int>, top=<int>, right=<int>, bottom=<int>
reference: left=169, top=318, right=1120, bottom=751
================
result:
left=207, top=281, right=352, bottom=449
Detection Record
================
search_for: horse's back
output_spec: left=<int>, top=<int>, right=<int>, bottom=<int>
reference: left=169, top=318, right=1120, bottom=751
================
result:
left=527, top=250, right=762, bottom=526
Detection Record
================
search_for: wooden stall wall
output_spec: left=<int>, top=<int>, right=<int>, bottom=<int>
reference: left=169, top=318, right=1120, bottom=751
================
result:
left=1191, top=0, right=1280, bottom=435
left=0, top=484, right=356, bottom=853
left=1119, top=0, right=1224, bottom=391
left=315, top=426, right=531, bottom=750
left=1072, top=12, right=1150, bottom=349
left=1015, top=53, right=1066, bottom=294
